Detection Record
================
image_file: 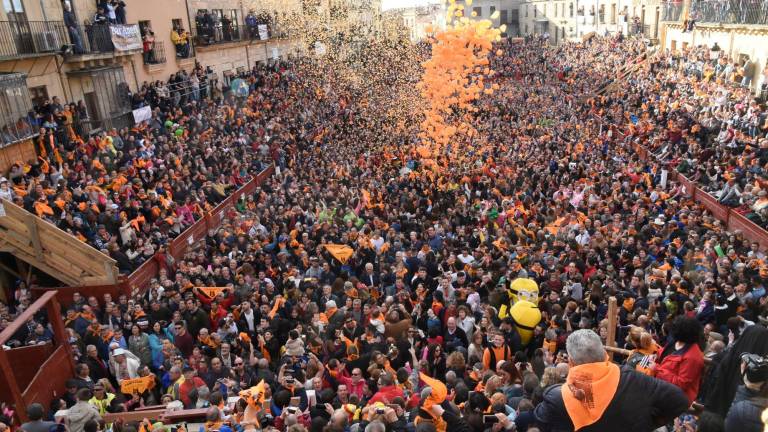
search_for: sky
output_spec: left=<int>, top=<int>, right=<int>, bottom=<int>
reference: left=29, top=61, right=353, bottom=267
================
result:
left=381, top=0, right=440, bottom=10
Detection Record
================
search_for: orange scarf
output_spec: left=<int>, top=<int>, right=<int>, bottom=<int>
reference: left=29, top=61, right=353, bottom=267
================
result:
left=561, top=359, right=620, bottom=430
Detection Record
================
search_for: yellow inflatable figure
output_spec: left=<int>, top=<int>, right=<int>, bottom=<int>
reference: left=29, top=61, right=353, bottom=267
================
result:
left=498, top=278, right=541, bottom=345
left=509, top=300, right=542, bottom=345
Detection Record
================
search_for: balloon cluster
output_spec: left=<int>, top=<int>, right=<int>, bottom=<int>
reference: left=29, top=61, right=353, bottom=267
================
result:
left=418, top=0, right=505, bottom=154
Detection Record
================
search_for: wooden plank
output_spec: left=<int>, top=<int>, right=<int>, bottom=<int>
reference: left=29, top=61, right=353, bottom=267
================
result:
left=1, top=233, right=84, bottom=279
left=103, top=409, right=167, bottom=423
left=1, top=199, right=117, bottom=266
left=606, top=296, right=618, bottom=360
left=1, top=243, right=82, bottom=286
left=161, top=408, right=209, bottom=422
left=24, top=215, right=43, bottom=261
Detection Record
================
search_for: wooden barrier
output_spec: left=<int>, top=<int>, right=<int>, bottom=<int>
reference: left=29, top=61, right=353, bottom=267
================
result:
left=0, top=138, right=37, bottom=174
left=696, top=190, right=730, bottom=224
left=0, top=291, right=75, bottom=423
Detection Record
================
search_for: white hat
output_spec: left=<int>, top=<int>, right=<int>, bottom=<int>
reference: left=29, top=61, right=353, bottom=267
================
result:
left=653, top=218, right=665, bottom=226
left=326, top=300, right=337, bottom=309
left=113, top=348, right=126, bottom=356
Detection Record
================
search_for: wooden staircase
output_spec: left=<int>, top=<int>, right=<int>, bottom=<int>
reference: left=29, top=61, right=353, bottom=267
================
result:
left=0, top=199, right=119, bottom=286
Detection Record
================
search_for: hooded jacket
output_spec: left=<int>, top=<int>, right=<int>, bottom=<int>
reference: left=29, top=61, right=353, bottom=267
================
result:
left=67, top=401, right=102, bottom=432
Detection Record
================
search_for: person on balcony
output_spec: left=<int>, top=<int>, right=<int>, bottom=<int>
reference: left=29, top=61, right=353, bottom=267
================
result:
left=64, top=3, right=85, bottom=54
left=221, top=14, right=233, bottom=41
left=113, top=0, right=127, bottom=25
left=142, top=29, right=156, bottom=64
left=171, top=26, right=190, bottom=58
left=246, top=10, right=258, bottom=40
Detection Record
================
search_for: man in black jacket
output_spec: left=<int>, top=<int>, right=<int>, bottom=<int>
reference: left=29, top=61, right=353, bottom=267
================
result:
left=534, top=329, right=689, bottom=432
left=724, top=353, right=768, bottom=432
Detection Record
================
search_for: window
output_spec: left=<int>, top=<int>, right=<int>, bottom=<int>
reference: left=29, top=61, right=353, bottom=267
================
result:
left=611, top=4, right=616, bottom=24
left=500, top=10, right=508, bottom=23
left=490, top=6, right=496, bottom=17
left=525, top=5, right=529, bottom=17
left=554, top=4, right=557, bottom=17
left=473, top=7, right=482, bottom=17
left=0, top=73, right=33, bottom=146
left=139, top=20, right=152, bottom=36
left=599, top=5, right=605, bottom=22
left=525, top=24, right=528, bottom=34
left=172, top=18, right=184, bottom=31
left=534, top=7, right=537, bottom=17
left=29, top=85, right=48, bottom=111
left=3, top=0, right=26, bottom=21
left=570, top=2, right=574, bottom=17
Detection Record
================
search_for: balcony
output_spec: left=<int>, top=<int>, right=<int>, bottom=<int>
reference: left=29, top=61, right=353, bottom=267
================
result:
left=661, top=2, right=685, bottom=21
left=65, top=23, right=142, bottom=67
left=689, top=0, right=768, bottom=25
left=143, top=39, right=167, bottom=72
left=0, top=21, right=68, bottom=59
left=191, top=23, right=243, bottom=50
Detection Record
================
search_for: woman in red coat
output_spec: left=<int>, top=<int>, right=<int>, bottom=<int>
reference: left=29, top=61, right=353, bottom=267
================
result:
left=655, top=316, right=705, bottom=403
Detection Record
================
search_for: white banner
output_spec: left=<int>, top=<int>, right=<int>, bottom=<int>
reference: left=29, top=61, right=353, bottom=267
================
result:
left=109, top=24, right=142, bottom=51
left=258, top=24, right=269, bottom=40
left=132, top=105, right=152, bottom=124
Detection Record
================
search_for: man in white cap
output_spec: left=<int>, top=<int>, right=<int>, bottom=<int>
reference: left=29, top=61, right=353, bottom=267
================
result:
left=110, top=347, right=140, bottom=382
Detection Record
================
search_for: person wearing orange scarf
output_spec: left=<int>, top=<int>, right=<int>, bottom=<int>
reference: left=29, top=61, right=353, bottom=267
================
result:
left=533, top=330, right=689, bottom=431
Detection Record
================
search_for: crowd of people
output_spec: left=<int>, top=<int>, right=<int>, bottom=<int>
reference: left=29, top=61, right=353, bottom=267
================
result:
left=3, top=29, right=768, bottom=432
left=593, top=43, right=768, bottom=229
left=0, top=62, right=279, bottom=275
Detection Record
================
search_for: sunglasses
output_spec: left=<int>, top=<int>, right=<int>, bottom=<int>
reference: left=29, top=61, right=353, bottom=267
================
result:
left=235, top=362, right=244, bottom=366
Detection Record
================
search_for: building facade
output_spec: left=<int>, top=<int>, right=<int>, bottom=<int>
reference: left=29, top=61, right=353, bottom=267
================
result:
left=384, top=3, right=446, bottom=42
left=516, top=0, right=663, bottom=43
left=0, top=0, right=343, bottom=172
left=467, top=0, right=521, bottom=36
left=660, top=2, right=768, bottom=95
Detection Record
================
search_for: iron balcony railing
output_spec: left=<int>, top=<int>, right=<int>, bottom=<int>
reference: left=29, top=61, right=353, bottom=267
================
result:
left=192, top=22, right=242, bottom=46
left=68, top=23, right=114, bottom=54
left=143, top=39, right=166, bottom=65
left=0, top=20, right=69, bottom=58
left=661, top=2, right=685, bottom=21
left=689, top=0, right=768, bottom=25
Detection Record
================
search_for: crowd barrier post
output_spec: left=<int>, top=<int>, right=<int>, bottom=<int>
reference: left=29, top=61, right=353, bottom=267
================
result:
left=606, top=296, right=618, bottom=360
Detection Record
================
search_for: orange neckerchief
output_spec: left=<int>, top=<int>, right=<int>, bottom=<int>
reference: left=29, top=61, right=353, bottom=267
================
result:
left=561, top=358, right=621, bottom=431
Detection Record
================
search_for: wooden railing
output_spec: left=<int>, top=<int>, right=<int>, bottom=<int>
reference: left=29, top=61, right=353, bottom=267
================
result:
left=31, top=164, right=275, bottom=304
left=0, top=291, right=75, bottom=423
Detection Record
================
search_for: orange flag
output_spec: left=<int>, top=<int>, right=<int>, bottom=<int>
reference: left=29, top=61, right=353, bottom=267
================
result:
left=323, top=244, right=354, bottom=264
left=120, top=375, right=154, bottom=394
left=34, top=201, right=54, bottom=217
left=197, top=287, right=225, bottom=299
left=419, top=372, right=447, bottom=410
left=268, top=297, right=285, bottom=319
left=239, top=379, right=266, bottom=408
